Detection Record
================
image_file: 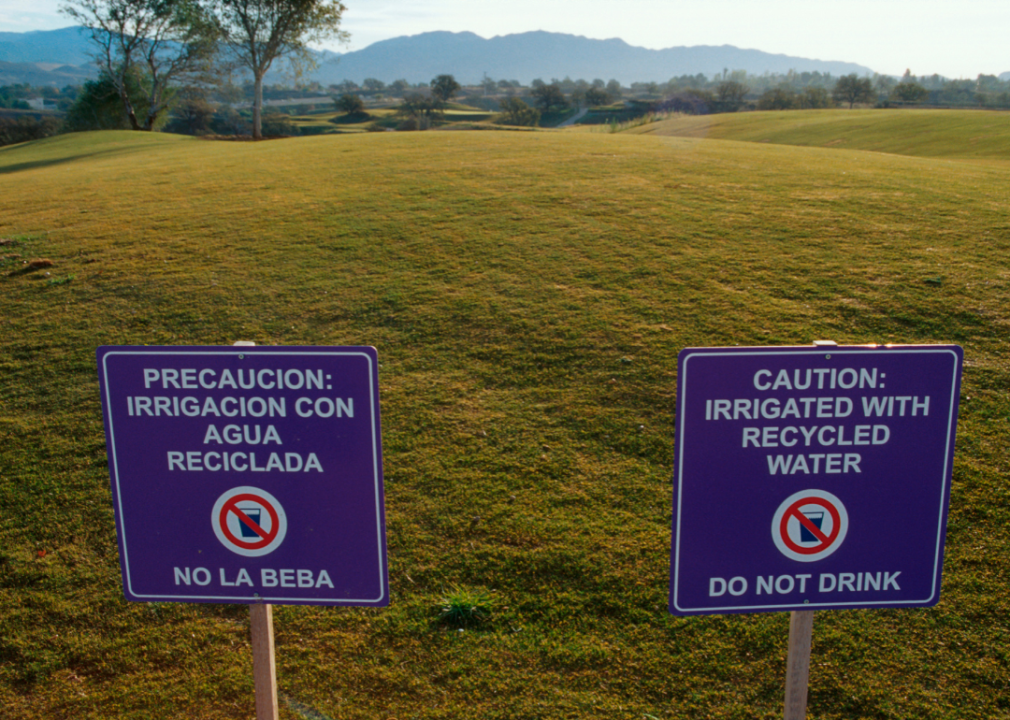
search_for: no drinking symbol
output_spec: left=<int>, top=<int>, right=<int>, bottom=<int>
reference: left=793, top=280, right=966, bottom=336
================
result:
left=211, top=486, right=288, bottom=557
left=771, top=489, right=849, bottom=563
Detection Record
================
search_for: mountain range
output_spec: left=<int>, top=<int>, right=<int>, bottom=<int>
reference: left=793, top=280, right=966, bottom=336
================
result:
left=0, top=26, right=875, bottom=88
left=316, top=31, right=873, bottom=85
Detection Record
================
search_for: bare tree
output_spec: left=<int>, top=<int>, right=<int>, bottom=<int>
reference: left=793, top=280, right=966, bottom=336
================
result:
left=61, top=0, right=218, bottom=130
left=212, top=0, right=347, bottom=139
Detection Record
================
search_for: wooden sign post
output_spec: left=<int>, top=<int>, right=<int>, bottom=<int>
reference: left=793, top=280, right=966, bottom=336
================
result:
left=230, top=343, right=279, bottom=720
left=232, top=342, right=279, bottom=720
left=784, top=610, right=814, bottom=720
left=250, top=602, right=279, bottom=720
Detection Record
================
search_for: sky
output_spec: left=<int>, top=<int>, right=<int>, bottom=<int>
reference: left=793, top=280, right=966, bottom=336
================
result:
left=3, top=0, right=1009, bottom=79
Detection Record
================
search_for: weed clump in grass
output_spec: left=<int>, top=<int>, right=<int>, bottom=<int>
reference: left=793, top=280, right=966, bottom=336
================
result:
left=9, top=258, right=54, bottom=276
left=437, top=586, right=494, bottom=628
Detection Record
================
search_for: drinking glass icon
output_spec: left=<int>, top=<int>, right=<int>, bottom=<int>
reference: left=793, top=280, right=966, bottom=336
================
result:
left=800, top=511, right=825, bottom=542
left=238, top=506, right=262, bottom=538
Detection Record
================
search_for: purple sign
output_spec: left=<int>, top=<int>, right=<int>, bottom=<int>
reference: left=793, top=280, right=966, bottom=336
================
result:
left=97, top=346, right=388, bottom=606
left=670, top=345, right=962, bottom=615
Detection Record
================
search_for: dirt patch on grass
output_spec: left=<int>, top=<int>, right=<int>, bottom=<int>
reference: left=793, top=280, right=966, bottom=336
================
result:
left=8, top=258, right=54, bottom=276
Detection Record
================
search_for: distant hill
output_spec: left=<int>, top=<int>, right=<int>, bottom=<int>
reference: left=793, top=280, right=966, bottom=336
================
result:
left=0, top=26, right=874, bottom=87
left=0, top=27, right=95, bottom=86
left=314, top=31, right=875, bottom=85
left=0, top=27, right=94, bottom=66
left=0, top=61, right=95, bottom=87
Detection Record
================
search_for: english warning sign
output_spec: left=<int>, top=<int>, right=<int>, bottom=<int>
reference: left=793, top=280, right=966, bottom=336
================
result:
left=771, top=489, right=848, bottom=562
left=669, top=345, right=962, bottom=615
left=97, top=346, right=388, bottom=606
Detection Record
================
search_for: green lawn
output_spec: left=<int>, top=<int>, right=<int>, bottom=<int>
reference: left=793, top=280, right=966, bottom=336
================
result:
left=628, top=107, right=1010, bottom=161
left=1, top=126, right=1008, bottom=719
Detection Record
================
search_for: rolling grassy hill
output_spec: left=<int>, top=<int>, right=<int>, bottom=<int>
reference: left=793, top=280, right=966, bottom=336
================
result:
left=1, top=122, right=1008, bottom=719
left=626, top=107, right=1010, bottom=161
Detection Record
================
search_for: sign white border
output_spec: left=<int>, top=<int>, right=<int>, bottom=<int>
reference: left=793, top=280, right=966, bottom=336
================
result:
left=671, top=347, right=961, bottom=613
left=101, top=348, right=387, bottom=605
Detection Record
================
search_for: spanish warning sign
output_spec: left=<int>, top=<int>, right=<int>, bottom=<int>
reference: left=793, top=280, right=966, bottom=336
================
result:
left=97, top=346, right=388, bottom=606
left=669, top=345, right=962, bottom=615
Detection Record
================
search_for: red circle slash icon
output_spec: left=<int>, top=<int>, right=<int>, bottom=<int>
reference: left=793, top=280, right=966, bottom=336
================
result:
left=779, top=497, right=842, bottom=555
left=219, top=493, right=280, bottom=550
left=771, top=489, right=848, bottom=563
left=211, top=486, right=288, bottom=557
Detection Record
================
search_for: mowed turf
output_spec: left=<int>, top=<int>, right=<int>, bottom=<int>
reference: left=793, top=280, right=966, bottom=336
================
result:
left=1, top=125, right=1009, bottom=719
left=631, top=107, right=1010, bottom=162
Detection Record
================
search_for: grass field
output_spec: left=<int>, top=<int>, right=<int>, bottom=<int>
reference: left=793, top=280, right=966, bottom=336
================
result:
left=284, top=103, right=496, bottom=135
left=1, top=111, right=1009, bottom=719
left=628, top=107, right=1010, bottom=161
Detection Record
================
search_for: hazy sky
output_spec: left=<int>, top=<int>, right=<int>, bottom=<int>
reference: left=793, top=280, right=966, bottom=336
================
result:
left=3, top=0, right=1008, bottom=78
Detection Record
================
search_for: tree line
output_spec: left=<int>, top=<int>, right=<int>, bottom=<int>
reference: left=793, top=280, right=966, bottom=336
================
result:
left=7, top=8, right=1010, bottom=147
left=327, top=69, right=1010, bottom=127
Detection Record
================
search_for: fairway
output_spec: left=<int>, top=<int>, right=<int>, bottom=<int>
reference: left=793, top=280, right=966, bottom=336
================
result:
left=1, top=123, right=1008, bottom=719
left=632, top=107, right=1010, bottom=161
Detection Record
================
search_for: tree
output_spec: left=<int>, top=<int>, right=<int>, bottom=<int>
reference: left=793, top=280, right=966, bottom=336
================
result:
left=833, top=74, right=874, bottom=108
left=497, top=96, right=539, bottom=126
left=716, top=80, right=748, bottom=111
left=757, top=87, right=797, bottom=111
left=389, top=79, right=409, bottom=95
left=893, top=82, right=928, bottom=104
left=332, top=79, right=357, bottom=93
left=212, top=0, right=347, bottom=139
left=64, top=69, right=157, bottom=131
left=163, top=86, right=217, bottom=134
left=362, top=78, right=385, bottom=93
left=430, top=74, right=460, bottom=103
left=531, top=82, right=567, bottom=113
left=584, top=87, right=611, bottom=107
left=335, top=92, right=364, bottom=115
left=570, top=86, right=585, bottom=109
left=61, top=0, right=218, bottom=131
left=873, top=73, right=897, bottom=97
left=398, top=92, right=443, bottom=130
left=800, top=86, right=833, bottom=109
left=0, top=116, right=62, bottom=147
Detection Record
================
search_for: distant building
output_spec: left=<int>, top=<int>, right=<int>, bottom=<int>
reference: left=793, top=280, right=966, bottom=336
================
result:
left=25, top=98, right=59, bottom=111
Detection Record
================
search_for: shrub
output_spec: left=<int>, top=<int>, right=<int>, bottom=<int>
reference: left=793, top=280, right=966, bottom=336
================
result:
left=334, top=93, right=365, bottom=115
left=0, top=116, right=62, bottom=146
left=260, top=112, right=296, bottom=136
left=758, top=87, right=799, bottom=111
left=163, top=90, right=216, bottom=136
left=496, top=97, right=540, bottom=127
